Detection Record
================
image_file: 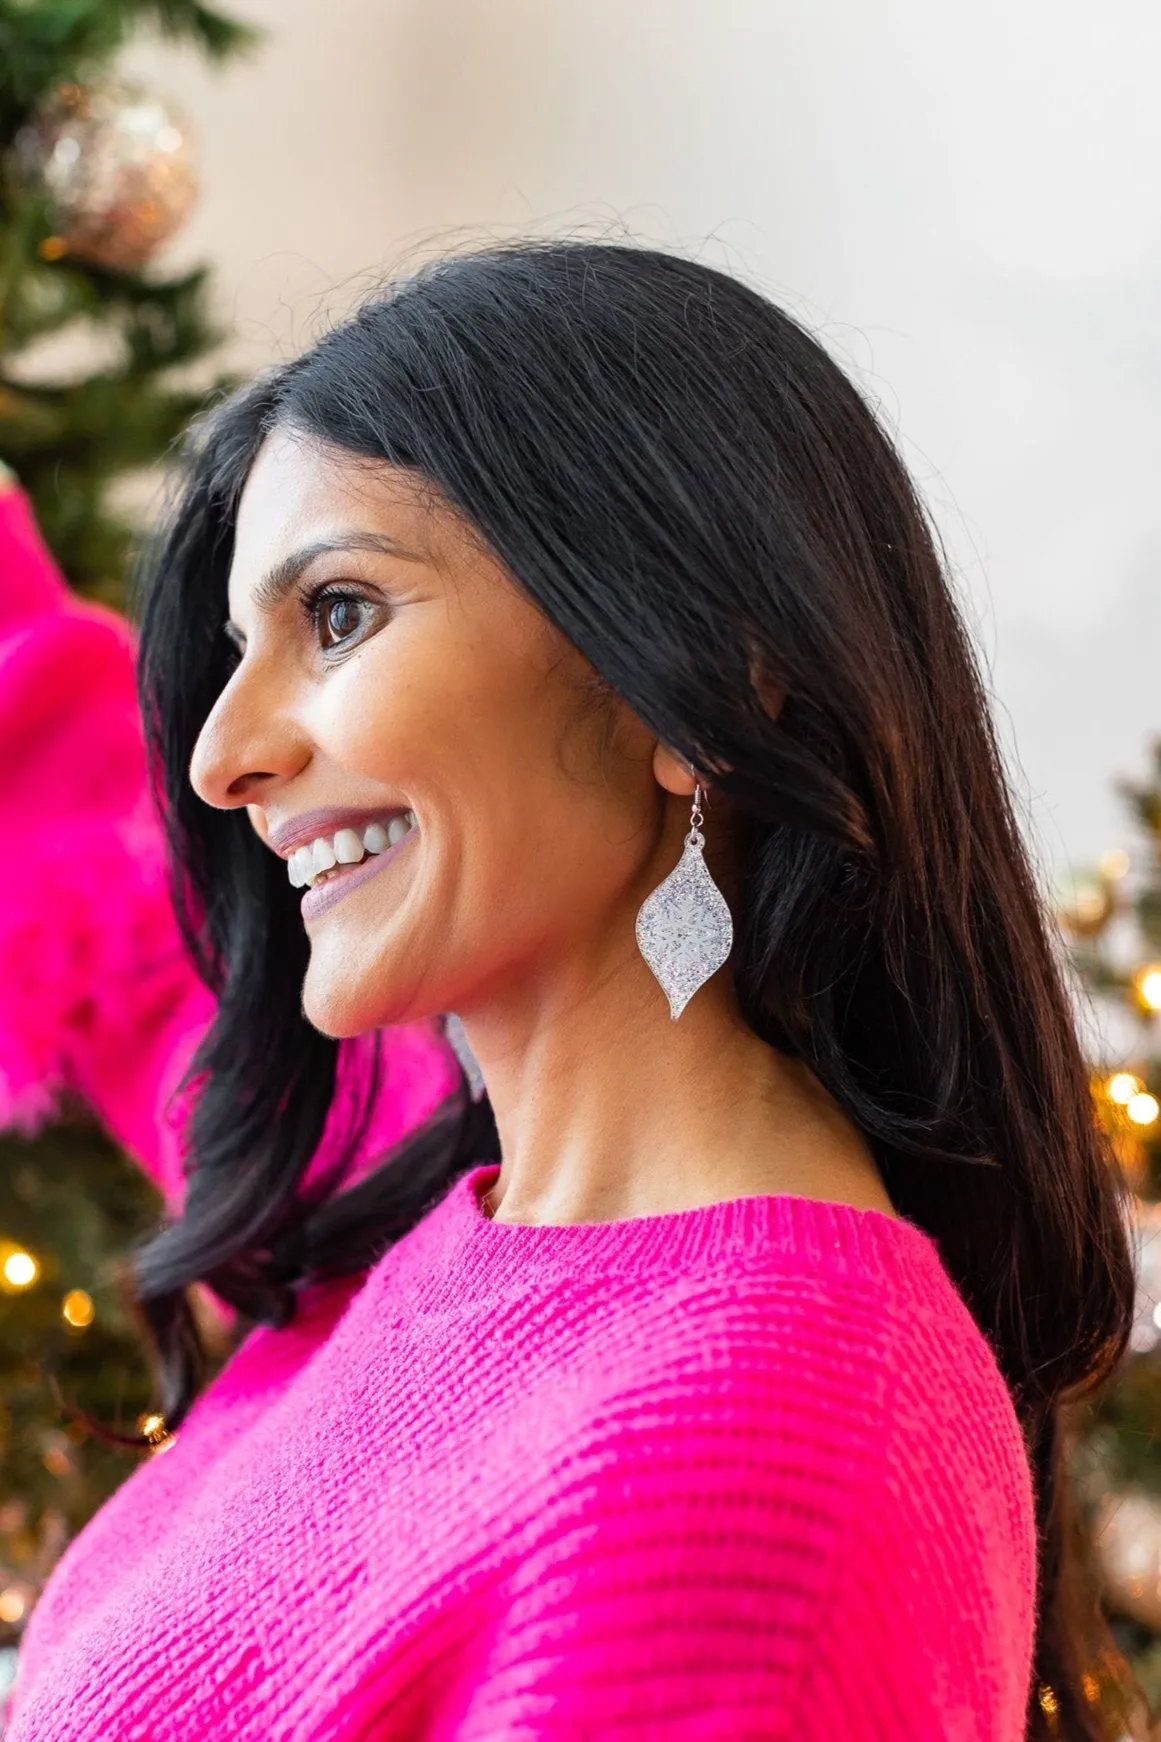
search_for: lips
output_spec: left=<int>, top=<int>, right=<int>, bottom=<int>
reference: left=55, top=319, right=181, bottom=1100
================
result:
left=299, top=821, right=417, bottom=922
left=267, top=806, right=410, bottom=860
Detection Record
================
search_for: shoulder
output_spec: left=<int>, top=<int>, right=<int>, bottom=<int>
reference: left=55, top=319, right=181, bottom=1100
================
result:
left=473, top=1224, right=1037, bottom=1737
left=508, top=1207, right=1034, bottom=1550
left=568, top=1211, right=1026, bottom=1473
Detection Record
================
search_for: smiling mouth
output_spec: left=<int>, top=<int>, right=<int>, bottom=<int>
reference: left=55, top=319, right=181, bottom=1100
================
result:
left=287, top=811, right=417, bottom=890
left=298, top=818, right=418, bottom=923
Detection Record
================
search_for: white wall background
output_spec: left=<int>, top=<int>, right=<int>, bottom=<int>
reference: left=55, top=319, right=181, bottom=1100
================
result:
left=117, top=0, right=1161, bottom=889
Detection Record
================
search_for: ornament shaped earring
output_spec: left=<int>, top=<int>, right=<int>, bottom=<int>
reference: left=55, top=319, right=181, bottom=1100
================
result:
left=635, top=783, right=733, bottom=1020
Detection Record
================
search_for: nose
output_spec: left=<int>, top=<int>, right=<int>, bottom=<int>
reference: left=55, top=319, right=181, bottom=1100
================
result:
left=188, top=665, right=310, bottom=814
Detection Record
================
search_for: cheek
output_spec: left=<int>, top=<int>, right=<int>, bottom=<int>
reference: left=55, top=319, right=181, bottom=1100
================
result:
left=293, top=633, right=656, bottom=1033
left=306, top=654, right=427, bottom=779
left=307, top=613, right=516, bottom=792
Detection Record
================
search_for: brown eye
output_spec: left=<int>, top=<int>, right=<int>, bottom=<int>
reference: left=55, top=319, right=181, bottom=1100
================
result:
left=321, top=596, right=362, bottom=646
left=300, top=585, right=371, bottom=651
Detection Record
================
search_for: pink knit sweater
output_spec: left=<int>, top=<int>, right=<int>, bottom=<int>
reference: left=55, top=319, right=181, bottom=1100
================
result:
left=0, top=480, right=1039, bottom=1737
left=5, top=1162, right=1039, bottom=1740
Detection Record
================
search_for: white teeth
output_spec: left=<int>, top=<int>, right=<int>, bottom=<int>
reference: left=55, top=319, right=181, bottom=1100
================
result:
left=290, top=846, right=313, bottom=888
left=287, top=812, right=417, bottom=889
left=333, top=828, right=365, bottom=864
left=311, top=838, right=337, bottom=876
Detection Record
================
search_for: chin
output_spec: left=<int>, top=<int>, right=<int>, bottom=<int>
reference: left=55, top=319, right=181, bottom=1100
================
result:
left=300, top=959, right=431, bottom=1040
left=298, top=969, right=382, bottom=1038
left=300, top=996, right=376, bottom=1040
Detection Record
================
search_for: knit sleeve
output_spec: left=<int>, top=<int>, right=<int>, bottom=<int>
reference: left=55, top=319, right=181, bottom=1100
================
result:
left=434, top=1289, right=1036, bottom=1742
left=782, top=1310, right=1038, bottom=1741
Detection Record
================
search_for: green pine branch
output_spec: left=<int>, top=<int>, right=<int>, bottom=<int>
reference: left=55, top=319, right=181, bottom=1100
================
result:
left=0, top=252, right=247, bottom=600
left=0, top=4, right=261, bottom=602
left=0, top=1, right=263, bottom=131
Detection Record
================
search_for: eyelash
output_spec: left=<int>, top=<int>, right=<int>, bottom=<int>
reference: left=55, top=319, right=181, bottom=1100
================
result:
left=298, top=581, right=374, bottom=652
left=220, top=581, right=378, bottom=667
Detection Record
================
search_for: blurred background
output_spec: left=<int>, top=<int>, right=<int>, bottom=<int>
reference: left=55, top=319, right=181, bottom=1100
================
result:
left=1, top=0, right=1161, bottom=1732
left=127, top=0, right=1161, bottom=883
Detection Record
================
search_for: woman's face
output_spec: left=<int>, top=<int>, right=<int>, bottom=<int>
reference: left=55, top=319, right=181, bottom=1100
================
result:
left=189, top=427, right=678, bottom=1038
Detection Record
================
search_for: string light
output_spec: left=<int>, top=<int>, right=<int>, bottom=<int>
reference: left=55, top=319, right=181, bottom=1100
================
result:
left=0, top=1242, right=39, bottom=1293
left=1134, top=964, right=1161, bottom=1013
left=0, top=1587, right=26, bottom=1624
left=1107, top=1073, right=1143, bottom=1105
left=61, top=1288, right=94, bottom=1328
left=1128, top=1093, right=1160, bottom=1127
left=136, top=1412, right=175, bottom=1454
left=1099, top=848, right=1131, bottom=880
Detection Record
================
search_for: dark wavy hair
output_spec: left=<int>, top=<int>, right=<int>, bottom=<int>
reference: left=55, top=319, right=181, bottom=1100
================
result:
left=118, top=240, right=1138, bottom=1738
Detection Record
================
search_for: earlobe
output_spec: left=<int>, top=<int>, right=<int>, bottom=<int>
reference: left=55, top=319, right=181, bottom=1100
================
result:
left=652, top=742, right=698, bottom=797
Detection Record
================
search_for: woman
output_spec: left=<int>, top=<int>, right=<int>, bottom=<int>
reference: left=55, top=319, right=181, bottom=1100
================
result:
left=3, top=241, right=1139, bottom=1740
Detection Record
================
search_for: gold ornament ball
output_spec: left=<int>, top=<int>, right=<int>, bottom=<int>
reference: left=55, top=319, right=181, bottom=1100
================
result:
left=15, top=77, right=199, bottom=272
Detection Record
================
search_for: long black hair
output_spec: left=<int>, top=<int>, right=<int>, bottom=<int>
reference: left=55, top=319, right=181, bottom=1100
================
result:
left=124, top=240, right=1139, bottom=1738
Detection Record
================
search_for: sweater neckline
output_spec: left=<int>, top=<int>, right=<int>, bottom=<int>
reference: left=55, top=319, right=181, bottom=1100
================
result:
left=433, top=1161, right=945, bottom=1290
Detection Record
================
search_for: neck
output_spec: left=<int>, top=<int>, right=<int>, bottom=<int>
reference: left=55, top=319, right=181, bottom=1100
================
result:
left=459, top=941, right=892, bottom=1227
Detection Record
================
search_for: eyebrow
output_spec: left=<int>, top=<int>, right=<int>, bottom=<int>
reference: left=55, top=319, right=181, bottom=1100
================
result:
left=223, top=531, right=422, bottom=645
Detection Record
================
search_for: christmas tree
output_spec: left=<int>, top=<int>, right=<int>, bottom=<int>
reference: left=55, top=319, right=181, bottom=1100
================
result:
left=1058, top=738, right=1161, bottom=1731
left=0, top=0, right=261, bottom=1687
left=0, top=0, right=262, bottom=606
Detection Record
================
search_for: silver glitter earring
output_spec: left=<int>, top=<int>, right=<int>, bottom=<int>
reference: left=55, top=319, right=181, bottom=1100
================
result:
left=635, top=784, right=733, bottom=1020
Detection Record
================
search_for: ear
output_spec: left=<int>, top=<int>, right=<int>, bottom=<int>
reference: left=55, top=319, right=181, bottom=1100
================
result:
left=652, top=743, right=699, bottom=797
